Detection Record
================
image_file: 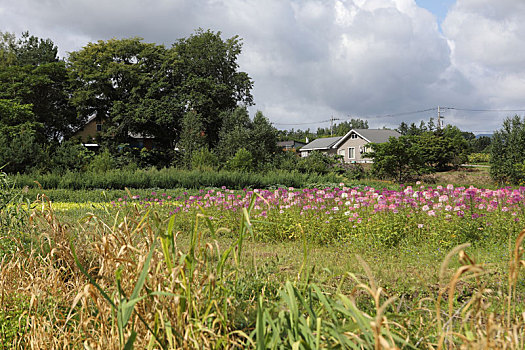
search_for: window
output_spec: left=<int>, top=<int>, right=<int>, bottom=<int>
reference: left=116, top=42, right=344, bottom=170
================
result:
left=338, top=149, right=346, bottom=158
left=96, top=123, right=102, bottom=132
left=348, top=147, right=355, bottom=159
left=350, top=133, right=358, bottom=139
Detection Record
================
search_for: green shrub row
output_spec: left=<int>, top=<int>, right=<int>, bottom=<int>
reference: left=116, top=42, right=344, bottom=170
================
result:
left=14, top=168, right=343, bottom=190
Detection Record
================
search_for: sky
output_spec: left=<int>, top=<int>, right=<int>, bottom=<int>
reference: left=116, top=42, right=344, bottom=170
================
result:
left=1, top=0, right=525, bottom=134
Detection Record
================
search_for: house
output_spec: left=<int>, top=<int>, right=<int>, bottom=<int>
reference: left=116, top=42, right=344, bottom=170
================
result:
left=299, top=136, right=341, bottom=158
left=277, top=140, right=307, bottom=152
left=72, top=115, right=155, bottom=150
left=299, top=129, right=401, bottom=163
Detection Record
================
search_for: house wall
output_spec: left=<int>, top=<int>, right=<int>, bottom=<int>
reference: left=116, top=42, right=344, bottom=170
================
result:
left=73, top=119, right=102, bottom=143
left=301, top=148, right=337, bottom=158
left=336, top=136, right=373, bottom=163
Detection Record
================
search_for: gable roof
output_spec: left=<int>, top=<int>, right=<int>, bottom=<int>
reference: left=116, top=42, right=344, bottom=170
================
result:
left=277, top=140, right=306, bottom=148
left=333, top=129, right=401, bottom=148
left=299, top=136, right=342, bottom=151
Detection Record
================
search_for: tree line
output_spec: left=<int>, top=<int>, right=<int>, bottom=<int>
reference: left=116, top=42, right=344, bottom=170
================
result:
left=0, top=30, right=282, bottom=173
left=5, top=30, right=521, bottom=185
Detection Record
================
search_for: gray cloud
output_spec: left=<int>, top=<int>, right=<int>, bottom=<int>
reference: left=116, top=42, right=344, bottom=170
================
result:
left=1, top=0, right=523, bottom=132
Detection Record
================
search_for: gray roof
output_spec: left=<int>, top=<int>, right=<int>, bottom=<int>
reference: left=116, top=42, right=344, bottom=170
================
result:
left=333, top=129, right=401, bottom=148
left=277, top=140, right=306, bottom=147
left=354, top=129, right=401, bottom=143
left=300, top=136, right=342, bottom=151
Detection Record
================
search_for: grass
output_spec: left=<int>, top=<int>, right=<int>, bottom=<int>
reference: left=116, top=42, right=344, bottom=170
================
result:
left=0, top=191, right=524, bottom=348
left=2, top=164, right=525, bottom=348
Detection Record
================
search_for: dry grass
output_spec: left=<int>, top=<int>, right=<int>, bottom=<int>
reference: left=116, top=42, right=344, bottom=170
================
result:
left=1, top=196, right=524, bottom=348
left=423, top=166, right=494, bottom=187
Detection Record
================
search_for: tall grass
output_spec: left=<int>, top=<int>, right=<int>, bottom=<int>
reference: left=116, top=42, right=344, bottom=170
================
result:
left=13, top=168, right=343, bottom=190
left=0, top=194, right=524, bottom=348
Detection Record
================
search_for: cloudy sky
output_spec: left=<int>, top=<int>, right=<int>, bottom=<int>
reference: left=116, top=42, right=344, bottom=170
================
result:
left=1, top=0, right=524, bottom=133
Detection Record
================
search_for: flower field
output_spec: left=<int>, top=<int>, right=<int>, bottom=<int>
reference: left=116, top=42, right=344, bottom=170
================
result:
left=113, top=183, right=525, bottom=248
left=2, top=179, right=525, bottom=348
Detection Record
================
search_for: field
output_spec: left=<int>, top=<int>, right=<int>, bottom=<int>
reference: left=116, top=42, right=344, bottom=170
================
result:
left=1, top=170, right=525, bottom=348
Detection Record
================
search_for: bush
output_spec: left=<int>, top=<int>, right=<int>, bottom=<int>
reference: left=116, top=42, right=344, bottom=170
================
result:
left=344, top=163, right=366, bottom=180
left=297, top=151, right=341, bottom=174
left=226, top=148, right=253, bottom=172
left=191, top=147, right=219, bottom=171
left=50, top=140, right=94, bottom=173
left=89, top=149, right=116, bottom=173
left=467, top=152, right=490, bottom=164
left=12, top=168, right=343, bottom=190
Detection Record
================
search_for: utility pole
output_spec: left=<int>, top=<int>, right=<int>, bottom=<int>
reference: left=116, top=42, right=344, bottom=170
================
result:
left=330, top=115, right=340, bottom=136
left=437, top=106, right=443, bottom=129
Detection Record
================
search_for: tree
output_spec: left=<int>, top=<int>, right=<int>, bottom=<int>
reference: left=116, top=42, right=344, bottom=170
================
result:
left=397, top=122, right=409, bottom=135
left=0, top=99, right=44, bottom=173
left=226, top=148, right=253, bottom=172
left=316, top=119, right=369, bottom=137
left=370, top=136, right=427, bottom=182
left=216, top=108, right=280, bottom=169
left=0, top=31, right=78, bottom=141
left=68, top=37, right=176, bottom=147
left=68, top=30, right=253, bottom=154
left=248, top=111, right=280, bottom=167
left=469, top=136, right=491, bottom=153
left=178, top=110, right=207, bottom=166
left=418, top=125, right=468, bottom=171
left=216, top=107, right=252, bottom=161
left=297, top=151, right=341, bottom=174
left=490, top=115, right=525, bottom=184
left=173, top=29, right=254, bottom=148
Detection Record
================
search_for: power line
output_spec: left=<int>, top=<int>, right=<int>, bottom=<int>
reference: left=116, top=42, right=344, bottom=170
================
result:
left=273, top=119, right=332, bottom=126
left=443, top=107, right=525, bottom=112
left=273, top=107, right=437, bottom=126
left=272, top=106, right=525, bottom=127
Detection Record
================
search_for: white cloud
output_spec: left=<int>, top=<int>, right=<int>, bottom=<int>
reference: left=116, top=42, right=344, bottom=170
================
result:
left=442, top=0, right=525, bottom=116
left=0, top=0, right=524, bottom=132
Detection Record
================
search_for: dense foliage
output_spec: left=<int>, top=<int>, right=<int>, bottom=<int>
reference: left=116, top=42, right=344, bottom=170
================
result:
left=370, top=125, right=469, bottom=182
left=490, top=115, right=525, bottom=184
left=0, top=30, right=261, bottom=173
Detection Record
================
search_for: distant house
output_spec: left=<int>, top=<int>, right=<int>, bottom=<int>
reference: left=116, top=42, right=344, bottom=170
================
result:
left=72, top=115, right=155, bottom=150
left=72, top=115, right=103, bottom=150
left=299, top=129, right=401, bottom=163
left=277, top=140, right=307, bottom=152
left=299, top=136, right=341, bottom=158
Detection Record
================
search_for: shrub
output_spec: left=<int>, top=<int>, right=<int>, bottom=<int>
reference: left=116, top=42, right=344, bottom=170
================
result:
left=89, top=148, right=116, bottom=173
left=191, top=147, right=219, bottom=171
left=344, top=163, right=366, bottom=180
left=297, top=151, right=341, bottom=174
left=467, top=152, right=490, bottom=164
left=50, top=139, right=94, bottom=173
left=226, top=148, right=253, bottom=172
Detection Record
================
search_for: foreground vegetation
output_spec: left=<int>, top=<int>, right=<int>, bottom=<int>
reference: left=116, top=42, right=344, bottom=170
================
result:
left=1, top=170, right=525, bottom=348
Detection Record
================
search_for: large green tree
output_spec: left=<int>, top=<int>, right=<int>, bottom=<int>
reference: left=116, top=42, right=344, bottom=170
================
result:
left=371, top=125, right=469, bottom=182
left=68, top=30, right=253, bottom=152
left=173, top=29, right=253, bottom=148
left=216, top=108, right=280, bottom=169
left=370, top=135, right=427, bottom=182
left=0, top=31, right=78, bottom=141
left=68, top=37, right=176, bottom=147
left=490, top=115, right=525, bottom=184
